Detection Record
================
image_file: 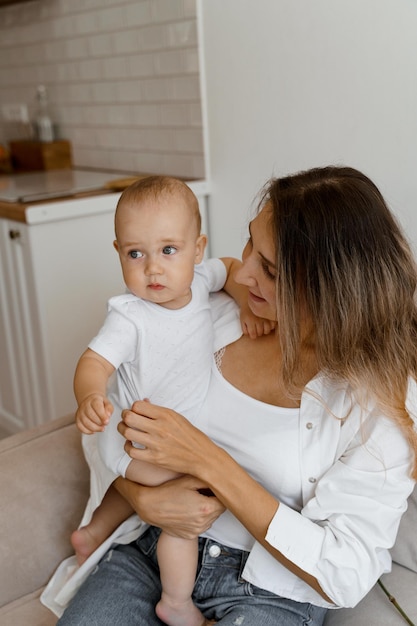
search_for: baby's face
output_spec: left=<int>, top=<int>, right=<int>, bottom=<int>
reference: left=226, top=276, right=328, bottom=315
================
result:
left=114, top=196, right=206, bottom=309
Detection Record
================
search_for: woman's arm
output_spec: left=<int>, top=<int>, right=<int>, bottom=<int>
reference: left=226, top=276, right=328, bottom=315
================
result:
left=118, top=400, right=331, bottom=601
left=113, top=473, right=225, bottom=540
left=119, top=400, right=415, bottom=608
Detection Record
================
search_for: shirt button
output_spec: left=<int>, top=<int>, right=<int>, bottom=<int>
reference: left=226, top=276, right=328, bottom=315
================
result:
left=208, top=544, right=221, bottom=558
left=308, top=477, right=317, bottom=483
left=306, top=422, right=313, bottom=430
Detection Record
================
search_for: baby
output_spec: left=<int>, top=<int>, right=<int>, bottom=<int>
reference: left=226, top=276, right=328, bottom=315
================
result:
left=72, top=175, right=274, bottom=626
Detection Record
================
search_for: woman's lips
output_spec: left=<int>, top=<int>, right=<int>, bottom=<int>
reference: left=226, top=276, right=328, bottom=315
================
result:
left=249, top=290, right=265, bottom=303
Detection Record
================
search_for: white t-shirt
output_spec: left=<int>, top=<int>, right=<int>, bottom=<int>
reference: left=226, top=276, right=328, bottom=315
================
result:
left=89, top=258, right=227, bottom=476
left=200, top=364, right=301, bottom=552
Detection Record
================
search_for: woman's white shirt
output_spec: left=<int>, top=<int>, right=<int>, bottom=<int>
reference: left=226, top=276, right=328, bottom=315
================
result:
left=206, top=293, right=416, bottom=609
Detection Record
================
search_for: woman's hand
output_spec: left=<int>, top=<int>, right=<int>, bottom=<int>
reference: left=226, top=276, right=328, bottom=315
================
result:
left=118, top=400, right=216, bottom=477
left=116, top=400, right=226, bottom=537
left=114, top=474, right=225, bottom=540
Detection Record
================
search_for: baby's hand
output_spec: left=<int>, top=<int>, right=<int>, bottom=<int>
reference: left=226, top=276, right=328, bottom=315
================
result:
left=240, top=305, right=276, bottom=339
left=75, top=394, right=113, bottom=434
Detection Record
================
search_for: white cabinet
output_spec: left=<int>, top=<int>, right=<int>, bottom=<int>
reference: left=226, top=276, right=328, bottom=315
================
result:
left=0, top=182, right=210, bottom=433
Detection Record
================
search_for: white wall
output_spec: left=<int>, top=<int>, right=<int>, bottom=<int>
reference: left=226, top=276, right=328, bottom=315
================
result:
left=199, top=0, right=417, bottom=258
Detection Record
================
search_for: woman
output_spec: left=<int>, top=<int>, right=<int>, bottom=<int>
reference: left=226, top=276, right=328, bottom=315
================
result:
left=56, top=166, right=417, bottom=626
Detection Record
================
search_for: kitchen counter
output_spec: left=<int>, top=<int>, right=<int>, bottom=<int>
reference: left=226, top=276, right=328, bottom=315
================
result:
left=0, top=168, right=136, bottom=223
left=0, top=169, right=209, bottom=224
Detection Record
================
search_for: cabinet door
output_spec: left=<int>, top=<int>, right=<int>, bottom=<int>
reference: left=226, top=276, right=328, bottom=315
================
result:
left=0, top=211, right=125, bottom=431
left=28, top=211, right=125, bottom=422
left=0, top=220, right=47, bottom=432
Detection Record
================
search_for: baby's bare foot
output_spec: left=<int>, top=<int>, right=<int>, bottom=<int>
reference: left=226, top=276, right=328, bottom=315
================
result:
left=71, top=526, right=101, bottom=566
left=155, top=596, right=215, bottom=626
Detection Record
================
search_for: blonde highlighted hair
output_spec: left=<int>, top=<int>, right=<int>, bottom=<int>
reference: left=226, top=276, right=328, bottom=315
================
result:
left=262, top=166, right=417, bottom=477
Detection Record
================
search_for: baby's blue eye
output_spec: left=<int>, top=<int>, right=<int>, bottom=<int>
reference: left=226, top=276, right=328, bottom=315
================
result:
left=129, top=250, right=143, bottom=259
left=162, top=246, right=177, bottom=255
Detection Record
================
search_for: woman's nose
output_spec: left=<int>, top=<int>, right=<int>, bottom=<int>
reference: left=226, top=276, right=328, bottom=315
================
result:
left=235, top=252, right=256, bottom=287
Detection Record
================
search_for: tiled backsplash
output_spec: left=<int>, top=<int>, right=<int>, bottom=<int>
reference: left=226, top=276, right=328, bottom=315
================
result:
left=0, top=0, right=205, bottom=178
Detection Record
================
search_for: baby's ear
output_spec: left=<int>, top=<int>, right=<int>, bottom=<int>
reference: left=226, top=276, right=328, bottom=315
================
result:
left=195, top=234, right=207, bottom=263
left=113, top=240, right=119, bottom=252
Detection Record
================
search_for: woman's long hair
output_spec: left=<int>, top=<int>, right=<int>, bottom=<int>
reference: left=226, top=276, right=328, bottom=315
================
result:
left=263, top=166, right=417, bottom=477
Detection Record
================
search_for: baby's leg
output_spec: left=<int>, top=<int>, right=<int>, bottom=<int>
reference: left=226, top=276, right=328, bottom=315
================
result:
left=156, top=532, right=212, bottom=626
left=127, top=460, right=212, bottom=626
left=72, top=458, right=175, bottom=566
left=125, top=457, right=180, bottom=485
left=71, top=485, right=133, bottom=565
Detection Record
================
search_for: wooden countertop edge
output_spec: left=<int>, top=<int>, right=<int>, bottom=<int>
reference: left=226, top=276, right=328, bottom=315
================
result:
left=0, top=188, right=113, bottom=223
left=0, top=202, right=27, bottom=223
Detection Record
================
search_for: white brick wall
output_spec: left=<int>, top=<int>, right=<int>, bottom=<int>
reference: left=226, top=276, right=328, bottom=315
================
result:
left=0, top=0, right=204, bottom=178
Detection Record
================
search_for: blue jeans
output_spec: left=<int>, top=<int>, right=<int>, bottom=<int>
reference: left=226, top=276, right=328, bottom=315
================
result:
left=58, top=526, right=328, bottom=626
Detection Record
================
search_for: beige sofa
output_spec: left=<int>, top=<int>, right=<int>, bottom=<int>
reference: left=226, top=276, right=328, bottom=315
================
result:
left=0, top=414, right=416, bottom=626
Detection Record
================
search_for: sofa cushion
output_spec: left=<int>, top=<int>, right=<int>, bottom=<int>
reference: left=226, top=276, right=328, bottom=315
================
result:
left=390, top=483, right=417, bottom=573
left=0, top=415, right=89, bottom=610
left=0, top=588, right=57, bottom=626
left=324, top=562, right=417, bottom=625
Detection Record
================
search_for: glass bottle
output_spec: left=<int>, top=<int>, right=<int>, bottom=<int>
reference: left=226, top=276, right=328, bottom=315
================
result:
left=35, top=85, right=54, bottom=142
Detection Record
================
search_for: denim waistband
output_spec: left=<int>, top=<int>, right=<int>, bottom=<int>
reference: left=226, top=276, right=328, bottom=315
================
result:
left=198, top=536, right=250, bottom=571
left=138, top=525, right=250, bottom=573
